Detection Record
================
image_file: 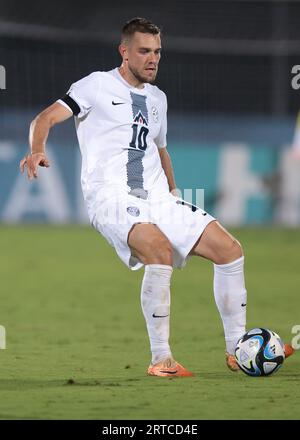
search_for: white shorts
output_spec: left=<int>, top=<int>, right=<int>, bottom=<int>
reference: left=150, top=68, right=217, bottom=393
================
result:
left=88, top=189, right=215, bottom=270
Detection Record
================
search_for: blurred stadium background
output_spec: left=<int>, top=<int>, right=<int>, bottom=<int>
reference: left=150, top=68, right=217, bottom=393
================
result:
left=1, top=0, right=300, bottom=225
left=1, top=0, right=300, bottom=422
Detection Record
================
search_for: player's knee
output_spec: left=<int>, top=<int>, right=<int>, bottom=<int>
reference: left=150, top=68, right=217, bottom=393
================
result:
left=144, top=238, right=173, bottom=265
left=215, top=238, right=243, bottom=264
left=158, top=242, right=173, bottom=266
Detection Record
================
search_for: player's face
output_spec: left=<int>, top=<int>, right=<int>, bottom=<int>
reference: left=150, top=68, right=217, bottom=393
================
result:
left=126, top=32, right=161, bottom=84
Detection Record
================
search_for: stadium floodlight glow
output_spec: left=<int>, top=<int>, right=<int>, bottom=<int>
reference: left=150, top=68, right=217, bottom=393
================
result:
left=0, top=65, right=6, bottom=90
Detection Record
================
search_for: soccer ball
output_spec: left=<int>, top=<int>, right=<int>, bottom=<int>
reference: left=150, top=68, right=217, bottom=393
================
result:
left=235, top=328, right=285, bottom=376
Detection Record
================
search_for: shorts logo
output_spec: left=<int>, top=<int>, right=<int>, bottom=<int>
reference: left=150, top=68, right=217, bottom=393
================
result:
left=151, top=106, right=159, bottom=123
left=127, top=206, right=140, bottom=217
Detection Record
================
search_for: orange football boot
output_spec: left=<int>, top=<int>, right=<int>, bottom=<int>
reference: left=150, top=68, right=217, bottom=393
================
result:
left=284, top=344, right=295, bottom=358
left=147, top=357, right=194, bottom=377
left=226, top=343, right=295, bottom=372
left=226, top=353, right=240, bottom=372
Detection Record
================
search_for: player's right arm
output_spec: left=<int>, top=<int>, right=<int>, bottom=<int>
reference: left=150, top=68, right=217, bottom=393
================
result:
left=20, top=102, right=73, bottom=179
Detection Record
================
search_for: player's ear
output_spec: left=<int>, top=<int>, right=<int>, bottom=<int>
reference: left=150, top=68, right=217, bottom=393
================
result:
left=118, top=44, right=128, bottom=61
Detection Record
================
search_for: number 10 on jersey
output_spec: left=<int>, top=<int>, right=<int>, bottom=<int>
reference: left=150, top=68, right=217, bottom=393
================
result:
left=129, top=124, right=149, bottom=151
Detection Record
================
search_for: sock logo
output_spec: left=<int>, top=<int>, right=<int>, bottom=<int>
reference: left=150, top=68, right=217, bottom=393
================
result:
left=241, top=303, right=247, bottom=307
left=152, top=313, right=169, bottom=318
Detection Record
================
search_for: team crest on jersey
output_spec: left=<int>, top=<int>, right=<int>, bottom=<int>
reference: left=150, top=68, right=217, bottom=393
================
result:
left=151, top=106, right=159, bottom=123
left=133, top=110, right=148, bottom=125
left=127, top=206, right=140, bottom=217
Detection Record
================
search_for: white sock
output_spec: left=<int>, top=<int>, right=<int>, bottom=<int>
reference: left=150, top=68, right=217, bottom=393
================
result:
left=141, top=264, right=173, bottom=364
left=213, top=256, right=247, bottom=355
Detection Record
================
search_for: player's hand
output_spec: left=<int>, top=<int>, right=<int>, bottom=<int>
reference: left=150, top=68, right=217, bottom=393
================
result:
left=170, top=188, right=182, bottom=198
left=19, top=152, right=50, bottom=179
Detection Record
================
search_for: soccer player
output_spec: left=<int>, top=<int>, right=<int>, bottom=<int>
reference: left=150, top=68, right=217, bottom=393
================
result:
left=20, top=18, right=294, bottom=377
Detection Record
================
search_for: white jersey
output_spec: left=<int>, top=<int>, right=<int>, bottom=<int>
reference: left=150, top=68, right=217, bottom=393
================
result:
left=58, top=68, right=169, bottom=210
left=57, top=67, right=215, bottom=271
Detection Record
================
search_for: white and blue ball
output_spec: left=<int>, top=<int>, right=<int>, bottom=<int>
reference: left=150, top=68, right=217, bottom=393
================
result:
left=235, top=328, right=285, bottom=376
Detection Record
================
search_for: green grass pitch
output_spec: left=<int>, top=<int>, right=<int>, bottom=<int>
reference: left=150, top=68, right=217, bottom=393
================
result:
left=0, top=225, right=299, bottom=420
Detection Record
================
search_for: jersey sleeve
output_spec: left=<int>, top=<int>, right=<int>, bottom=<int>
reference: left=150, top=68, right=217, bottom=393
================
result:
left=154, top=92, right=168, bottom=149
left=57, top=72, right=101, bottom=118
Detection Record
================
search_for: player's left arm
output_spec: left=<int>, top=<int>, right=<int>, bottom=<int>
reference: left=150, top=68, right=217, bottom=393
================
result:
left=159, top=147, right=178, bottom=195
left=157, top=93, right=179, bottom=194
